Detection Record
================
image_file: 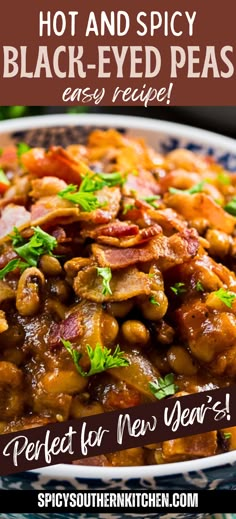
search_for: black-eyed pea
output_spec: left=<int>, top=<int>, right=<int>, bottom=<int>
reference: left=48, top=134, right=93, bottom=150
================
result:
left=156, top=321, right=175, bottom=345
left=48, top=279, right=71, bottom=303
left=101, top=313, right=119, bottom=345
left=3, top=348, right=25, bottom=366
left=140, top=291, right=168, bottom=320
left=16, top=267, right=45, bottom=316
left=0, top=324, right=25, bottom=348
left=167, top=345, right=198, bottom=375
left=206, top=229, right=231, bottom=258
left=121, top=320, right=150, bottom=346
left=39, top=255, right=62, bottom=276
left=189, top=218, right=209, bottom=235
left=106, top=300, right=133, bottom=318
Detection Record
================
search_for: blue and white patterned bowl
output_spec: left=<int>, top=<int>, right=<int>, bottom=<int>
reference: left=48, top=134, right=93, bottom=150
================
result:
left=0, top=113, right=236, bottom=519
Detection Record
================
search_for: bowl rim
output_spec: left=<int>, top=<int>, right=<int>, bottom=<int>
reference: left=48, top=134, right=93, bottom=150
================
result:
left=0, top=112, right=236, bottom=152
left=33, top=450, right=236, bottom=480
left=1, top=112, right=235, bottom=480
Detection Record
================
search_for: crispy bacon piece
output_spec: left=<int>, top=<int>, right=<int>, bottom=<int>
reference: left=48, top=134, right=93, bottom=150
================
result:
left=0, top=195, right=28, bottom=210
left=88, top=129, right=164, bottom=173
left=74, top=266, right=152, bottom=302
left=82, top=221, right=161, bottom=248
left=157, top=228, right=199, bottom=271
left=92, top=229, right=199, bottom=270
left=30, top=196, right=80, bottom=229
left=81, top=220, right=139, bottom=239
left=123, top=170, right=160, bottom=197
left=92, top=241, right=154, bottom=269
left=148, top=208, right=187, bottom=235
left=30, top=177, right=68, bottom=199
left=0, top=146, right=18, bottom=170
left=49, top=312, right=83, bottom=348
left=95, top=224, right=162, bottom=248
left=0, top=204, right=31, bottom=241
left=166, top=192, right=235, bottom=234
left=21, top=146, right=91, bottom=185
left=76, top=187, right=121, bottom=224
left=159, top=169, right=201, bottom=192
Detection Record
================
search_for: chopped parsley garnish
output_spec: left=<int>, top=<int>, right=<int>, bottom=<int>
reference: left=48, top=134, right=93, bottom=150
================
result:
left=58, top=183, right=100, bottom=212
left=9, top=226, right=57, bottom=268
left=0, top=258, right=27, bottom=280
left=0, top=169, right=10, bottom=186
left=196, top=281, right=204, bottom=292
left=96, top=267, right=112, bottom=296
left=217, top=172, right=231, bottom=186
left=169, top=181, right=205, bottom=195
left=61, top=340, right=129, bottom=377
left=149, top=374, right=178, bottom=400
left=122, top=204, right=135, bottom=215
left=16, top=142, right=31, bottom=159
left=170, top=282, right=186, bottom=296
left=141, top=195, right=160, bottom=209
left=58, top=171, right=125, bottom=212
left=149, top=296, right=160, bottom=306
left=223, top=432, right=232, bottom=440
left=10, top=227, right=24, bottom=247
left=0, top=148, right=3, bottom=157
left=214, top=287, right=236, bottom=309
left=224, top=198, right=236, bottom=216
left=98, top=172, right=126, bottom=187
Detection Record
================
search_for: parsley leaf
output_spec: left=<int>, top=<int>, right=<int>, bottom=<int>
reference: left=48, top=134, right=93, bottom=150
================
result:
left=79, top=175, right=102, bottom=193
left=16, top=142, right=31, bottom=159
left=96, top=267, right=112, bottom=295
left=0, top=169, right=10, bottom=186
left=217, top=172, right=231, bottom=186
left=224, top=198, right=236, bottom=216
left=0, top=258, right=27, bottom=280
left=169, top=181, right=205, bottom=195
left=149, top=374, right=178, bottom=400
left=214, top=287, right=236, bottom=309
left=170, top=282, right=186, bottom=296
left=61, top=340, right=129, bottom=377
left=9, top=227, right=25, bottom=247
left=196, top=281, right=204, bottom=292
left=98, top=172, right=126, bottom=187
left=149, top=296, right=160, bottom=306
left=122, top=204, right=135, bottom=215
left=58, top=183, right=99, bottom=212
left=141, top=195, right=160, bottom=209
left=223, top=432, right=232, bottom=440
left=58, top=171, right=125, bottom=213
left=10, top=226, right=57, bottom=267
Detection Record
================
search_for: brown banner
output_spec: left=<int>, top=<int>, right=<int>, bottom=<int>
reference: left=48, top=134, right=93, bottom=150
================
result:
left=0, top=0, right=235, bottom=105
left=0, top=385, right=235, bottom=476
